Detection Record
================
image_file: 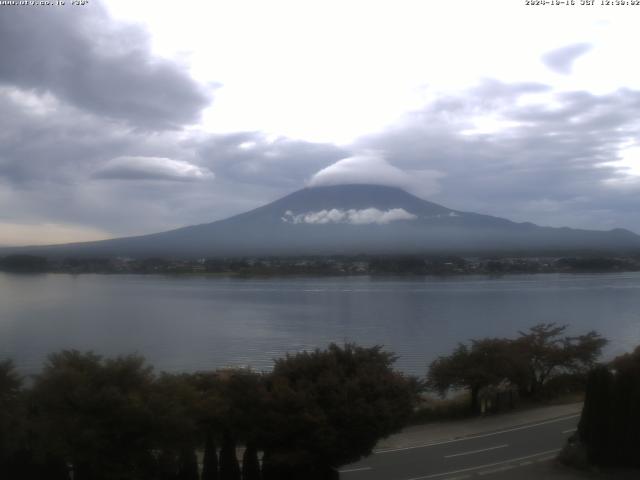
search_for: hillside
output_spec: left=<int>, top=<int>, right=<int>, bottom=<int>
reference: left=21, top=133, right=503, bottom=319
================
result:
left=2, top=184, right=640, bottom=258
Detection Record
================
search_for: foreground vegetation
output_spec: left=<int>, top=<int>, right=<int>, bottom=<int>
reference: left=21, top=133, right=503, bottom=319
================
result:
left=0, top=344, right=418, bottom=480
left=1, top=324, right=634, bottom=478
left=427, top=323, right=607, bottom=414
left=567, top=345, right=640, bottom=469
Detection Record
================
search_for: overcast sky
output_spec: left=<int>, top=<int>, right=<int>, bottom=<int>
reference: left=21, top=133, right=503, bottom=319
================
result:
left=1, top=0, right=639, bottom=246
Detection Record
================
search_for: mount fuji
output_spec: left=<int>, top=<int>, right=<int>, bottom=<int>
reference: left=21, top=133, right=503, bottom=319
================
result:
left=4, top=184, right=640, bottom=258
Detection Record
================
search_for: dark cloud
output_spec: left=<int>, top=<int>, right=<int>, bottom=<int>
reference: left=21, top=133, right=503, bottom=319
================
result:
left=0, top=1, right=346, bottom=242
left=0, top=88, right=132, bottom=186
left=353, top=82, right=640, bottom=233
left=196, top=133, right=347, bottom=189
left=0, top=2, right=211, bottom=130
left=0, top=87, right=208, bottom=235
left=4, top=73, right=640, bottom=241
left=0, top=85, right=342, bottom=239
left=542, top=43, right=593, bottom=74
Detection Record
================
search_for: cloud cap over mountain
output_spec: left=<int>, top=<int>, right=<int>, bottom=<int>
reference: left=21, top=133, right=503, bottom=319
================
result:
left=308, top=152, right=444, bottom=198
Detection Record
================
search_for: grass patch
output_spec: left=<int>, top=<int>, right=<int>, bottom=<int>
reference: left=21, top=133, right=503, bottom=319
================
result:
left=409, top=392, right=472, bottom=425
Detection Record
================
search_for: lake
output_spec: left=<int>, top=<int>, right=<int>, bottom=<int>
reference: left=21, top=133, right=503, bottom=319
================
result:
left=1, top=272, right=639, bottom=376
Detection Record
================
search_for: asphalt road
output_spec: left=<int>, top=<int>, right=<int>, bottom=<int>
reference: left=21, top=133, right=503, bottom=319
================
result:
left=339, top=414, right=580, bottom=480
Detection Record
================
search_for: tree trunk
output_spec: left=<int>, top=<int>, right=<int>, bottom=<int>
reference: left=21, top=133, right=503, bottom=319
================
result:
left=470, top=385, right=481, bottom=415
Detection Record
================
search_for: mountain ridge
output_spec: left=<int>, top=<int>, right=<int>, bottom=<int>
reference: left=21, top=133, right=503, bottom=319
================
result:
left=2, top=184, right=639, bottom=258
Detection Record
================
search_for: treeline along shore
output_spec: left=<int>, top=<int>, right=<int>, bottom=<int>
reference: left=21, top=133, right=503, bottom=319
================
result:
left=2, top=325, right=639, bottom=479
left=2, top=253, right=640, bottom=276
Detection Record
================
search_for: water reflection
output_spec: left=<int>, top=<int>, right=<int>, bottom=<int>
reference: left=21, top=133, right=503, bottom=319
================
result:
left=1, top=272, right=639, bottom=375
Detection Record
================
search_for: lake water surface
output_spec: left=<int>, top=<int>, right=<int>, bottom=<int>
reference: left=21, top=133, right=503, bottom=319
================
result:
left=1, top=272, right=639, bottom=376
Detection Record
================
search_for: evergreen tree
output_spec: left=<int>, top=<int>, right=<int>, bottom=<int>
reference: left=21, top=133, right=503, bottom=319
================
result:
left=576, top=347, right=640, bottom=467
left=262, top=343, right=417, bottom=476
left=178, top=446, right=199, bottom=480
left=30, top=351, right=158, bottom=480
left=241, top=443, right=261, bottom=480
left=578, top=366, right=613, bottom=465
left=609, top=346, right=640, bottom=467
left=260, top=451, right=291, bottom=480
left=202, top=432, right=219, bottom=480
left=219, top=430, right=241, bottom=480
left=157, top=449, right=179, bottom=480
left=0, top=360, right=24, bottom=474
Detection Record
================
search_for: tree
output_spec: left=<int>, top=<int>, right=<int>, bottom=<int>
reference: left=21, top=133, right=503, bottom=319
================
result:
left=177, top=446, right=199, bottom=480
left=0, top=359, right=21, bottom=398
left=607, top=346, right=640, bottom=467
left=578, top=366, right=614, bottom=465
left=190, top=368, right=267, bottom=480
left=427, top=338, right=514, bottom=414
left=242, top=443, right=261, bottom=480
left=261, top=343, right=418, bottom=479
left=219, top=430, right=241, bottom=480
left=428, top=325, right=608, bottom=411
left=577, top=346, right=640, bottom=467
left=0, top=254, right=48, bottom=272
left=157, top=449, right=179, bottom=480
left=0, top=360, right=25, bottom=473
left=1, top=358, right=69, bottom=479
left=201, top=431, right=219, bottom=480
left=30, top=351, right=157, bottom=480
left=151, top=373, right=201, bottom=455
left=513, top=323, right=607, bottom=397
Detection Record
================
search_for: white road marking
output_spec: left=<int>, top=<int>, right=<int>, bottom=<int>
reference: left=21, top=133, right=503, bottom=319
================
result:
left=376, top=414, right=579, bottom=454
left=478, top=464, right=515, bottom=475
left=339, top=466, right=372, bottom=473
left=444, top=444, right=509, bottom=459
left=562, top=428, right=577, bottom=434
left=403, top=448, right=561, bottom=480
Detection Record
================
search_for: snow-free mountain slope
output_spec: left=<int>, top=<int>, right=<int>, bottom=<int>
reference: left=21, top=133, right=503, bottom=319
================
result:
left=3, top=184, right=640, bottom=257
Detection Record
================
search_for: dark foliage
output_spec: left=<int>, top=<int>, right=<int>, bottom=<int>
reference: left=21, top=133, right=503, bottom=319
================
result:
left=427, top=324, right=607, bottom=412
left=241, top=443, right=261, bottom=480
left=219, top=430, right=241, bottom=480
left=427, top=338, right=514, bottom=413
left=30, top=351, right=158, bottom=480
left=261, top=343, right=418, bottom=475
left=512, top=324, right=607, bottom=397
left=578, top=346, right=640, bottom=467
left=178, top=447, right=199, bottom=480
left=0, top=343, right=418, bottom=479
left=201, top=432, right=219, bottom=480
left=0, top=359, right=23, bottom=467
left=0, top=254, right=48, bottom=272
